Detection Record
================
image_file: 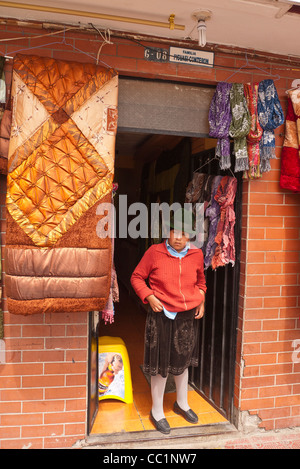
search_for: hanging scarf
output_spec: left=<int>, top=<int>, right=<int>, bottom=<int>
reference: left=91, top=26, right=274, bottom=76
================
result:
left=258, top=79, right=284, bottom=173
left=280, top=97, right=300, bottom=193
left=101, top=183, right=119, bottom=324
left=0, top=56, right=5, bottom=105
left=229, top=83, right=251, bottom=172
left=204, top=175, right=222, bottom=269
left=209, top=82, right=232, bottom=170
left=244, top=83, right=263, bottom=179
left=185, top=172, right=208, bottom=204
left=211, top=176, right=237, bottom=270
left=288, top=86, right=300, bottom=148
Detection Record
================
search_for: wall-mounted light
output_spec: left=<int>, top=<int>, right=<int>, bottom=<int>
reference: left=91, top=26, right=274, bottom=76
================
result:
left=192, top=10, right=212, bottom=47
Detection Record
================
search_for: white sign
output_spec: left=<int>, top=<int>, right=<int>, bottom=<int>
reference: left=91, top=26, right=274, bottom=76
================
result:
left=169, top=47, right=214, bottom=68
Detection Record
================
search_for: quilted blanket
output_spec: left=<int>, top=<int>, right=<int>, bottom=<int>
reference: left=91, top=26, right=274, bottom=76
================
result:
left=5, top=54, right=118, bottom=315
left=280, top=96, right=300, bottom=193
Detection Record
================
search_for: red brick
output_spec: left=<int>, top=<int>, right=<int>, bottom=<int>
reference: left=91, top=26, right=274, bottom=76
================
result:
left=266, top=228, right=299, bottom=239
left=260, top=363, right=293, bottom=376
left=1, top=388, right=43, bottom=401
left=264, top=297, right=297, bottom=308
left=22, top=424, right=64, bottom=438
left=263, top=274, right=297, bottom=286
left=250, top=193, right=284, bottom=204
left=240, top=397, right=274, bottom=411
left=44, top=411, right=85, bottom=424
left=44, top=362, right=86, bottom=374
left=23, top=400, right=65, bottom=413
left=0, top=427, right=21, bottom=439
left=0, top=438, right=43, bottom=449
left=262, top=319, right=296, bottom=331
left=22, top=324, right=65, bottom=337
left=117, top=43, right=145, bottom=59
left=247, top=285, right=281, bottom=297
left=1, top=413, right=43, bottom=426
left=22, top=375, right=65, bottom=388
left=275, top=416, right=300, bottom=429
left=244, top=331, right=278, bottom=344
left=275, top=395, right=300, bottom=407
left=44, top=436, right=79, bottom=449
left=64, top=423, right=86, bottom=436
left=248, top=239, right=282, bottom=252
left=44, top=386, right=86, bottom=400
left=245, top=354, right=277, bottom=366
left=22, top=350, right=65, bottom=362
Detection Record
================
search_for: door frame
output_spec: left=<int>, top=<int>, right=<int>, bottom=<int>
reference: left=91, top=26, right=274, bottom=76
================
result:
left=86, top=77, right=242, bottom=436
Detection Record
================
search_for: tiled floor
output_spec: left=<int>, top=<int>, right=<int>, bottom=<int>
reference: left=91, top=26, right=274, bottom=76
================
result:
left=91, top=286, right=227, bottom=435
left=91, top=389, right=227, bottom=434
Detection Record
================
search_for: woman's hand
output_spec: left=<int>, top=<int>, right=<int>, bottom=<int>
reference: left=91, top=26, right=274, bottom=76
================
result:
left=195, top=301, right=205, bottom=319
left=146, top=294, right=164, bottom=312
left=195, top=289, right=205, bottom=319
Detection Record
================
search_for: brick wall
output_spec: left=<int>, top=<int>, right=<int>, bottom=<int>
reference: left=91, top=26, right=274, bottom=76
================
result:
left=238, top=144, right=300, bottom=431
left=0, top=22, right=299, bottom=447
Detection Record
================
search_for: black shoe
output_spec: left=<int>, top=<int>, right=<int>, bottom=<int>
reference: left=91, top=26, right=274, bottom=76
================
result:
left=173, top=401, right=198, bottom=424
left=150, top=411, right=171, bottom=434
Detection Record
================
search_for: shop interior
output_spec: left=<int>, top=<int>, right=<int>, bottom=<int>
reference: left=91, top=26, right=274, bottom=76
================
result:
left=90, top=131, right=230, bottom=435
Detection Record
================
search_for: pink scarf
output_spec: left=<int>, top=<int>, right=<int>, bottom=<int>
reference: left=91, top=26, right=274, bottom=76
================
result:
left=211, top=176, right=237, bottom=269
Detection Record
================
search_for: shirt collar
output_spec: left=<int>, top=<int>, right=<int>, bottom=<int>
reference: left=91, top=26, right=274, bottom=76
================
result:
left=165, top=240, right=190, bottom=256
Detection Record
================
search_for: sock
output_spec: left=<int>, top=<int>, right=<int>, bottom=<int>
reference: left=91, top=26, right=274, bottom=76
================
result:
left=150, top=374, right=167, bottom=421
left=174, top=368, right=189, bottom=411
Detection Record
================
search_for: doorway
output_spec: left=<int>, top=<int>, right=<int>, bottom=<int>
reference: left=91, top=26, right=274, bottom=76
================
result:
left=87, top=77, right=241, bottom=438
left=88, top=131, right=242, bottom=437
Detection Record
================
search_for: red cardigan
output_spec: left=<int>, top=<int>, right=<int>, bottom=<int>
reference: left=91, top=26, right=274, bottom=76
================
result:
left=130, top=242, right=207, bottom=312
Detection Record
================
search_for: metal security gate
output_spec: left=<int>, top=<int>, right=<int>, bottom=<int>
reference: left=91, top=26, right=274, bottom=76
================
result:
left=189, top=147, right=242, bottom=422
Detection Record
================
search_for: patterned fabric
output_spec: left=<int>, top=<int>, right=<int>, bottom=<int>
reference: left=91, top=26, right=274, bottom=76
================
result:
left=288, top=87, right=300, bottom=156
left=280, top=97, right=300, bottom=192
left=7, top=55, right=117, bottom=247
left=258, top=79, right=284, bottom=173
left=143, top=307, right=200, bottom=377
left=209, top=82, right=233, bottom=170
left=101, top=184, right=119, bottom=324
left=5, top=54, right=118, bottom=315
left=204, top=175, right=222, bottom=270
left=211, top=176, right=237, bottom=270
left=229, top=83, right=251, bottom=172
left=244, top=83, right=263, bottom=179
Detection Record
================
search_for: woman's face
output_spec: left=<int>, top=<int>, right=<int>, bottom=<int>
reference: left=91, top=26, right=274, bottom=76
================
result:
left=168, top=229, right=190, bottom=252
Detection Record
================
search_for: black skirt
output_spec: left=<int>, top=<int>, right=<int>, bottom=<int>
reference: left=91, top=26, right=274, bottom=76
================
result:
left=143, top=307, right=200, bottom=378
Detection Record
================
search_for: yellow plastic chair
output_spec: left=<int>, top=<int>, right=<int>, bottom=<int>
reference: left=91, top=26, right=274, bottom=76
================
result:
left=98, top=336, right=133, bottom=404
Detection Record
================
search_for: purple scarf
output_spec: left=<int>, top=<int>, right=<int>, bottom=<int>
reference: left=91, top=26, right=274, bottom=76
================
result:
left=209, top=82, right=233, bottom=170
left=204, top=175, right=222, bottom=269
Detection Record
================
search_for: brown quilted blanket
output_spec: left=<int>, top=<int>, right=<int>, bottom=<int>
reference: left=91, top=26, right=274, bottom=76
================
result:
left=5, top=54, right=118, bottom=315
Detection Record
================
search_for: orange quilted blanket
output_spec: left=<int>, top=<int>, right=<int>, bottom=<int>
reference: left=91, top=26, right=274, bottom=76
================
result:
left=5, top=54, right=118, bottom=315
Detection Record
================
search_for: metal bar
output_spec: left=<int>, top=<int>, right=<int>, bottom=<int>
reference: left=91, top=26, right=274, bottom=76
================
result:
left=0, top=1, right=185, bottom=30
left=208, top=269, right=217, bottom=400
left=199, top=306, right=206, bottom=391
left=227, top=173, right=243, bottom=422
left=219, top=265, right=228, bottom=411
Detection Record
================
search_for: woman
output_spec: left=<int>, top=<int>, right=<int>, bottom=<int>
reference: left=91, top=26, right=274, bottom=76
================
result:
left=130, top=210, right=206, bottom=434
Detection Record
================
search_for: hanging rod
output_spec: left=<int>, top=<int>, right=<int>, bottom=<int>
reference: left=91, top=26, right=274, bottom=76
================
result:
left=0, top=2, right=185, bottom=31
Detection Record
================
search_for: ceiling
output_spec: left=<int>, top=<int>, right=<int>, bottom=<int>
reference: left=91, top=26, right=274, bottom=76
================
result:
left=1, top=0, right=300, bottom=58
